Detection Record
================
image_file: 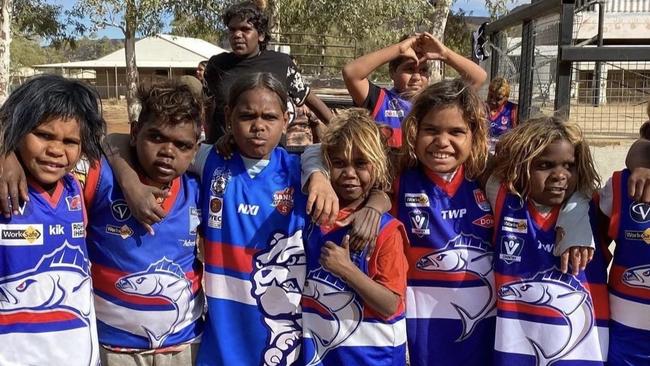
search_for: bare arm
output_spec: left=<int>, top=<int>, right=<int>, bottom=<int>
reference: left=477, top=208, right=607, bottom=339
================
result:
left=320, top=236, right=400, bottom=318
left=342, top=36, right=419, bottom=106
left=625, top=139, right=650, bottom=202
left=304, top=92, right=333, bottom=125
left=0, top=152, right=28, bottom=218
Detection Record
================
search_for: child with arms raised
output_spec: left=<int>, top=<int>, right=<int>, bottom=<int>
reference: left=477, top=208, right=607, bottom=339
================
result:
left=0, top=75, right=105, bottom=365
left=490, top=117, right=609, bottom=366
left=301, top=109, right=409, bottom=365
left=0, top=81, right=205, bottom=365
left=342, top=33, right=486, bottom=148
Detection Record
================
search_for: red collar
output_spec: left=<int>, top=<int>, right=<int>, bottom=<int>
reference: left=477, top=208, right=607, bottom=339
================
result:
left=423, top=165, right=465, bottom=197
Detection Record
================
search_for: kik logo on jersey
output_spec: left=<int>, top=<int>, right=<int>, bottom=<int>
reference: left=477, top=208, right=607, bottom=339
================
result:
left=409, top=209, right=430, bottom=237
left=499, top=235, right=524, bottom=264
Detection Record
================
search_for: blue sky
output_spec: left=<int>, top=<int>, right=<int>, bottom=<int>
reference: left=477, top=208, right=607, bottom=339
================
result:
left=55, top=0, right=528, bottom=40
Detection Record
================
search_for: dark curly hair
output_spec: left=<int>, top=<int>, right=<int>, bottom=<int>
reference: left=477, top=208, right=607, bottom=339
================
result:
left=0, top=74, right=106, bottom=163
left=136, top=81, right=203, bottom=139
left=223, top=1, right=271, bottom=50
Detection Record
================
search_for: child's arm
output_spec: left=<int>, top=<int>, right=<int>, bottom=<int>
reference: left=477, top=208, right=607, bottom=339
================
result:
left=304, top=92, right=333, bottom=125
left=320, top=235, right=401, bottom=319
left=0, top=151, right=29, bottom=218
left=625, top=138, right=650, bottom=203
left=337, top=190, right=391, bottom=257
left=103, top=134, right=169, bottom=234
left=342, top=36, right=420, bottom=107
left=416, top=32, right=487, bottom=90
left=555, top=192, right=595, bottom=275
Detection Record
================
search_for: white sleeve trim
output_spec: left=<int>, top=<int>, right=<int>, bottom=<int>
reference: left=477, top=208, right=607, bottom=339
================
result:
left=599, top=178, right=614, bottom=218
left=554, top=192, right=595, bottom=256
left=301, top=143, right=328, bottom=192
left=190, top=143, right=212, bottom=181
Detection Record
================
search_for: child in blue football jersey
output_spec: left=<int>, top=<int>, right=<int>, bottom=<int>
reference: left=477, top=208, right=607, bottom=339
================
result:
left=0, top=74, right=105, bottom=365
left=489, top=117, right=609, bottom=366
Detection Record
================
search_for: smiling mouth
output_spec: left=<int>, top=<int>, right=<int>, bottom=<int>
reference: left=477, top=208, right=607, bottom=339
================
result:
left=547, top=187, right=567, bottom=193
left=431, top=152, right=452, bottom=159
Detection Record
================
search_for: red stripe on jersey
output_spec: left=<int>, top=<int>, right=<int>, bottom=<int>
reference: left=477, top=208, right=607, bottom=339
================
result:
left=84, top=160, right=102, bottom=207
left=0, top=310, right=78, bottom=324
left=204, top=240, right=259, bottom=273
left=372, top=89, right=387, bottom=119
left=609, top=170, right=623, bottom=240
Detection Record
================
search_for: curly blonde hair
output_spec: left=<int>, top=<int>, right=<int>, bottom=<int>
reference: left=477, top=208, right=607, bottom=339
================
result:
left=321, top=108, right=391, bottom=192
left=492, top=116, right=600, bottom=200
left=399, top=79, right=489, bottom=179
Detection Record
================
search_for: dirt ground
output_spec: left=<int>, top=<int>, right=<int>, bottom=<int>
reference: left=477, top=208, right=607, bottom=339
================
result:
left=102, top=100, right=130, bottom=134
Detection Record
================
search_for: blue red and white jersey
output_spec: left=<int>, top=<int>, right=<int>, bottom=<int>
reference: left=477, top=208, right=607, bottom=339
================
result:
left=0, top=175, right=99, bottom=366
left=301, top=211, right=408, bottom=366
left=392, top=165, right=496, bottom=366
left=82, top=157, right=203, bottom=350
left=493, top=185, right=609, bottom=366
left=488, top=101, right=517, bottom=139
left=606, top=169, right=650, bottom=365
left=370, top=88, right=411, bottom=148
left=197, top=148, right=307, bottom=366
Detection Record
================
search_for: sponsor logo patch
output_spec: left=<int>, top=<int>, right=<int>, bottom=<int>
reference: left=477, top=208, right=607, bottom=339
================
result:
left=499, top=235, right=524, bottom=263
left=210, top=168, right=231, bottom=196
left=208, top=197, right=223, bottom=229
left=106, top=224, right=133, bottom=239
left=630, top=202, right=650, bottom=223
left=473, top=189, right=491, bottom=212
left=624, top=228, right=650, bottom=244
left=71, top=222, right=85, bottom=238
left=111, top=199, right=131, bottom=222
left=238, top=203, right=260, bottom=216
left=409, top=209, right=430, bottom=237
left=473, top=214, right=494, bottom=228
left=0, top=224, right=44, bottom=245
left=49, top=224, right=65, bottom=236
left=272, top=187, right=294, bottom=215
left=501, top=216, right=528, bottom=233
left=66, top=195, right=82, bottom=211
left=189, top=207, right=200, bottom=235
left=405, top=193, right=430, bottom=207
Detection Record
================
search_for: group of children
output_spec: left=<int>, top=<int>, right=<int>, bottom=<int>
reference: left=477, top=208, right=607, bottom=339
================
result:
left=0, top=28, right=648, bottom=366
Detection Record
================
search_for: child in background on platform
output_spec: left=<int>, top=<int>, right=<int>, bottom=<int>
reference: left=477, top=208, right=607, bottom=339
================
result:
left=342, top=32, right=487, bottom=148
left=486, top=77, right=518, bottom=152
left=489, top=117, right=609, bottom=366
left=301, top=109, right=409, bottom=365
left=0, top=74, right=105, bottom=366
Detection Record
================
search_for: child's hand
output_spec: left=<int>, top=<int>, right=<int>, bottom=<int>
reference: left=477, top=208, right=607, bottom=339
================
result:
left=415, top=32, right=449, bottom=62
left=628, top=167, right=650, bottom=203
left=214, top=133, right=236, bottom=159
left=320, top=235, right=357, bottom=279
left=397, top=36, right=421, bottom=66
left=0, top=152, right=29, bottom=218
left=122, top=180, right=169, bottom=235
left=337, top=206, right=381, bottom=258
left=560, top=246, right=594, bottom=275
left=306, top=171, right=339, bottom=225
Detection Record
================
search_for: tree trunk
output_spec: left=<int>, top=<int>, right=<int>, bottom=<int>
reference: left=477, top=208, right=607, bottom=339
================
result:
left=0, top=0, right=12, bottom=105
left=124, top=0, right=140, bottom=122
left=429, top=0, right=451, bottom=83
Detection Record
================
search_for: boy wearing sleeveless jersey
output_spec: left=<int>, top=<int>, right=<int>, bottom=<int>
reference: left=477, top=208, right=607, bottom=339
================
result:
left=81, top=82, right=204, bottom=365
left=342, top=33, right=486, bottom=148
left=302, top=109, right=409, bottom=366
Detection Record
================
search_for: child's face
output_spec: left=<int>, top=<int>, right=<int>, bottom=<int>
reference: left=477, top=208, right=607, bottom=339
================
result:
left=415, top=105, right=472, bottom=174
left=328, top=147, right=374, bottom=207
left=227, top=17, right=263, bottom=58
left=227, top=87, right=288, bottom=160
left=528, top=139, right=577, bottom=207
left=18, top=117, right=81, bottom=187
left=131, top=120, right=199, bottom=186
left=391, top=60, right=430, bottom=97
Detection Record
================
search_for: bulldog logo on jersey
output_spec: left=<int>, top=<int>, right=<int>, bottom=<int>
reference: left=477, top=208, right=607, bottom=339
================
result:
left=302, top=266, right=363, bottom=366
left=498, top=268, right=594, bottom=366
left=251, top=231, right=306, bottom=365
left=114, top=257, right=199, bottom=348
left=210, top=168, right=231, bottom=197
left=622, top=264, right=650, bottom=289
left=416, top=233, right=495, bottom=341
left=0, top=242, right=95, bottom=365
left=272, top=187, right=294, bottom=215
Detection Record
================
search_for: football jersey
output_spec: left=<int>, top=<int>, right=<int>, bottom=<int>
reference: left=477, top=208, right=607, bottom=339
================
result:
left=197, top=148, right=307, bottom=366
left=488, top=101, right=517, bottom=139
left=301, top=212, right=408, bottom=366
left=83, top=157, right=204, bottom=350
left=0, top=175, right=99, bottom=366
left=492, top=185, right=609, bottom=366
left=392, top=165, right=496, bottom=366
left=606, top=169, right=650, bottom=365
left=370, top=88, right=411, bottom=148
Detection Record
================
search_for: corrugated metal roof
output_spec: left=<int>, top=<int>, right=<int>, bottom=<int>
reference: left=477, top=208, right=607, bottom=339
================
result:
left=35, top=34, right=226, bottom=69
